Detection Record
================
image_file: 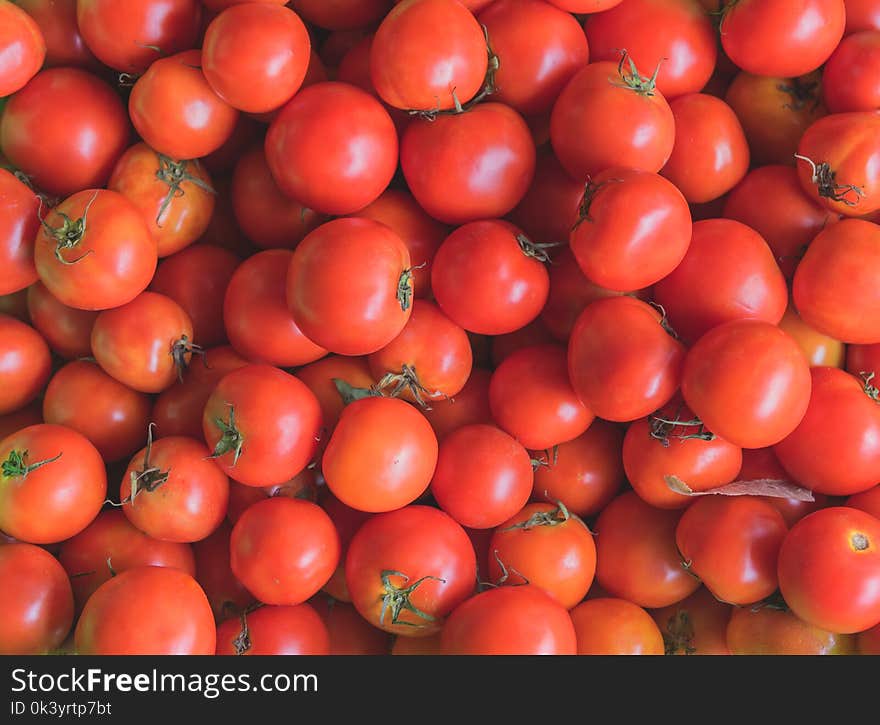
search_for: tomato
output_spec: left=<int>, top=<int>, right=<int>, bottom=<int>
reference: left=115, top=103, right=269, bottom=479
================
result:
left=225, top=471, right=319, bottom=526
left=58, top=509, right=195, bottom=612
left=346, top=505, right=476, bottom=636
left=595, top=492, right=701, bottom=608
left=431, top=220, right=549, bottom=335
left=727, top=605, right=856, bottom=655
left=130, top=50, right=239, bottom=160
left=779, top=307, right=844, bottom=369
left=202, top=4, right=309, bottom=113
left=546, top=0, right=623, bottom=11
left=571, top=598, right=664, bottom=655
left=0, top=315, right=50, bottom=416
left=16, top=0, right=96, bottom=69
left=0, top=543, right=72, bottom=654
left=0, top=1, right=45, bottom=97
left=846, top=0, right=880, bottom=34
left=442, top=584, right=577, bottom=654
left=422, top=368, right=493, bottom=442
left=0, top=168, right=40, bottom=295
left=216, top=603, right=329, bottom=655
left=822, top=32, right=880, bottom=113
left=778, top=507, right=880, bottom=633
left=681, top=320, right=811, bottom=448
left=720, top=0, right=845, bottom=78
left=202, top=364, right=322, bottom=487
left=401, top=103, right=535, bottom=225
left=550, top=59, right=675, bottom=181
left=224, top=250, right=326, bottom=368
left=192, top=520, right=253, bottom=621
left=570, top=168, right=691, bottom=291
left=231, top=146, right=325, bottom=250
left=323, top=396, right=437, bottom=513
left=796, top=112, right=880, bottom=216
left=203, top=0, right=287, bottom=10
left=75, top=566, right=215, bottom=654
left=584, top=0, right=716, bottom=100
left=568, top=296, right=685, bottom=422
left=108, top=144, right=215, bottom=258
left=287, top=218, right=412, bottom=355
left=371, top=0, right=487, bottom=112
left=478, top=0, right=588, bottom=116
left=847, top=343, right=880, bottom=382
left=291, top=0, right=389, bottom=30
left=150, top=244, right=238, bottom=348
left=651, top=587, right=732, bottom=655
left=265, top=82, right=397, bottom=216
left=295, top=355, right=376, bottom=435
left=722, top=165, right=838, bottom=281
left=0, top=424, right=106, bottom=544
left=230, top=497, right=339, bottom=605
left=0, top=68, right=129, bottom=198
left=848, top=485, right=880, bottom=520
left=356, top=189, right=447, bottom=300
left=35, top=189, right=157, bottom=311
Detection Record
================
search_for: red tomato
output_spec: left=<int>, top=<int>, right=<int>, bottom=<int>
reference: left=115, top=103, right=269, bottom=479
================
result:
left=192, top=520, right=253, bottom=621
left=431, top=220, right=549, bottom=335
left=430, top=423, right=533, bottom=529
left=265, top=82, right=397, bottom=215
left=75, top=566, right=215, bottom=654
left=651, top=587, right=732, bottom=655
left=584, top=0, right=716, bottom=100
left=720, top=0, right=845, bottom=78
left=848, top=343, right=880, bottom=382
left=224, top=250, right=327, bottom=368
left=295, top=355, right=376, bottom=435
left=778, top=507, right=880, bottom=633
left=0, top=315, right=50, bottom=415
left=822, top=31, right=880, bottom=113
left=224, top=471, right=319, bottom=526
left=0, top=543, right=72, bottom=654
left=203, top=4, right=310, bottom=113
left=0, top=0, right=45, bottom=97
left=422, top=368, right=493, bottom=442
left=215, top=604, right=329, bottom=654
left=550, top=59, right=675, bottom=181
left=15, top=0, right=96, bottom=69
left=370, top=0, right=487, bottom=111
left=567, top=296, right=685, bottom=422
left=570, top=167, right=691, bottom=290
left=681, top=320, right=811, bottom=449
left=286, top=218, right=412, bottom=356
left=26, top=283, right=97, bottom=359
left=546, top=0, right=623, bottom=11
left=0, top=167, right=40, bottom=295
left=291, top=0, right=391, bottom=30
left=346, top=505, right=476, bottom=636
left=846, top=0, right=880, bottom=34
left=323, top=396, right=438, bottom=513
left=0, top=68, right=129, bottom=197
left=778, top=305, right=845, bottom=368
left=130, top=50, right=239, bottom=160
left=442, top=584, right=577, bottom=654
left=571, top=598, right=664, bottom=655
left=58, top=509, right=195, bottom=613
left=401, top=103, right=536, bottom=225
left=313, top=597, right=390, bottom=655
left=594, top=491, right=701, bottom=608
left=727, top=606, right=856, bottom=654
left=202, top=364, right=322, bottom=487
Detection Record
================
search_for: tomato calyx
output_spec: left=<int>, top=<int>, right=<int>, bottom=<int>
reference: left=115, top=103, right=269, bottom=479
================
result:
left=661, top=610, right=697, bottom=655
left=649, top=414, right=716, bottom=448
left=530, top=446, right=559, bottom=472
left=208, top=403, right=244, bottom=466
left=501, top=500, right=572, bottom=532
left=378, top=569, right=446, bottom=627
left=794, top=154, right=865, bottom=207
left=860, top=372, right=880, bottom=402
left=171, top=334, right=206, bottom=383
left=332, top=378, right=385, bottom=406
left=571, top=177, right=624, bottom=230
left=127, top=424, right=169, bottom=504
left=748, top=590, right=789, bottom=613
left=516, top=234, right=564, bottom=264
left=1, top=449, right=62, bottom=480
left=397, top=267, right=416, bottom=311
left=613, top=51, right=663, bottom=97
left=154, top=155, right=216, bottom=228
left=39, top=190, right=100, bottom=265
left=648, top=301, right=680, bottom=340
left=777, top=76, right=821, bottom=113
left=487, top=549, right=529, bottom=588
left=375, top=364, right=443, bottom=409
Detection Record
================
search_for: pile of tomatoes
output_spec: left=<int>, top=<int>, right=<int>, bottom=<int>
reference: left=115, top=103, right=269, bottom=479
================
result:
left=2, top=0, right=880, bottom=657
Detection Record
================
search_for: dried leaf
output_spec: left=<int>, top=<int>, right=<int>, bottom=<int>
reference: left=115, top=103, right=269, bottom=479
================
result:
left=664, top=475, right=814, bottom=502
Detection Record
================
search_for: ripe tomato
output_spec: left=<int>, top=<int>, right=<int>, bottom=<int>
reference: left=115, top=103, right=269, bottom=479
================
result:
left=312, top=597, right=390, bottom=655
left=421, top=368, right=493, bottom=442
left=846, top=0, right=880, bottom=34
left=568, top=296, right=685, bottom=422
left=15, top=0, right=96, bottom=69
left=58, top=509, right=195, bottom=613
left=720, top=0, right=845, bottom=78
left=0, top=68, right=129, bottom=197
left=202, top=364, right=322, bottom=487
left=0, top=424, right=106, bottom=544
left=323, top=396, right=438, bottom=513
left=0, top=543, right=72, bottom=655
left=35, top=189, right=157, bottom=311
left=0, top=167, right=40, bottom=296
left=75, top=566, right=215, bottom=654
left=291, top=0, right=391, bottom=30
left=265, top=82, right=397, bottom=215
left=550, top=59, right=675, bottom=181
left=430, top=423, right=532, bottom=529
left=0, top=315, right=50, bottom=416
left=25, top=283, right=96, bottom=360
left=295, top=355, right=376, bottom=435
left=0, top=0, right=45, bottom=97
left=546, top=0, right=623, bottom=11
left=651, top=587, right=732, bottom=655
left=370, top=0, right=487, bottom=112
left=794, top=220, right=880, bottom=343
left=778, top=507, right=880, bottom=633
left=224, top=249, right=327, bottom=368
left=570, top=598, right=664, bottom=655
left=130, top=50, right=239, bottom=160
left=823, top=31, right=880, bottom=113
left=681, top=320, right=811, bottom=448
left=727, top=606, right=856, bottom=655
left=584, top=0, right=716, bottom=100
left=216, top=604, right=329, bottom=655
left=442, top=584, right=577, bottom=654
left=286, top=218, right=412, bottom=356
left=570, top=168, right=691, bottom=291
left=431, top=220, right=549, bottom=335
left=346, top=505, right=476, bottom=636
left=192, top=521, right=253, bottom=621
left=401, top=103, right=535, bottom=225
left=778, top=305, right=844, bottom=368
